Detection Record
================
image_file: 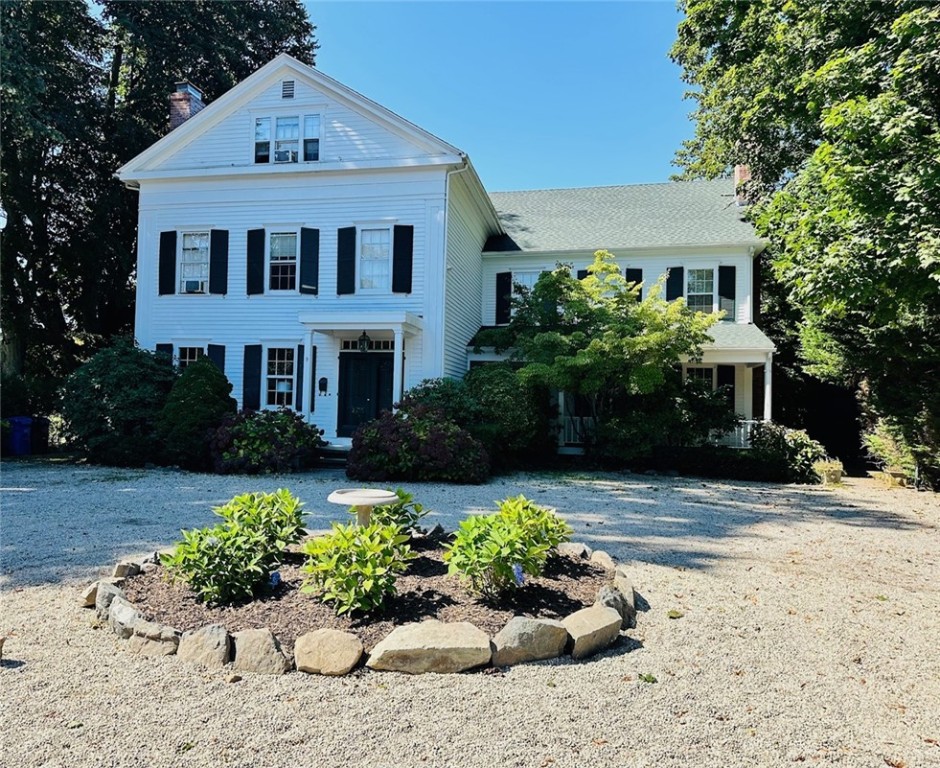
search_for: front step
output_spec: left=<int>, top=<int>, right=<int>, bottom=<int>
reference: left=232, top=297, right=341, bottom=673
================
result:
left=319, top=442, right=351, bottom=467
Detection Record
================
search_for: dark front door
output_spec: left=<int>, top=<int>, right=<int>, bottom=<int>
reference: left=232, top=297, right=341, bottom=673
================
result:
left=337, top=352, right=394, bottom=437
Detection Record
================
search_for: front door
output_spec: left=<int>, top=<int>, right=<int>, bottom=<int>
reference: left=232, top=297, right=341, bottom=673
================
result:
left=337, top=352, right=394, bottom=437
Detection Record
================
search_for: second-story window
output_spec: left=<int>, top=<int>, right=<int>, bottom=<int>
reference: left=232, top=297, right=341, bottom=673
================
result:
left=270, top=232, right=297, bottom=291
left=687, top=268, right=714, bottom=313
left=255, top=114, right=320, bottom=164
left=180, top=232, right=210, bottom=294
left=359, top=228, right=390, bottom=290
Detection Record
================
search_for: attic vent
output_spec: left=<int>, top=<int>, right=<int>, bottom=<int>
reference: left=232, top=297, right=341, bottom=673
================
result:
left=282, top=80, right=295, bottom=99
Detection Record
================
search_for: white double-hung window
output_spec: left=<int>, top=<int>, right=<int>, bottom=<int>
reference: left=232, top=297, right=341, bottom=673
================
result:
left=179, top=232, right=210, bottom=294
left=687, top=268, right=714, bottom=313
left=359, top=228, right=391, bottom=290
left=266, top=347, right=295, bottom=407
left=254, top=114, right=320, bottom=164
left=269, top=231, right=298, bottom=291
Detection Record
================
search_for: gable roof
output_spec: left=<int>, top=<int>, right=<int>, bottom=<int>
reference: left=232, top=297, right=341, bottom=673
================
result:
left=116, top=53, right=464, bottom=181
left=484, top=178, right=764, bottom=253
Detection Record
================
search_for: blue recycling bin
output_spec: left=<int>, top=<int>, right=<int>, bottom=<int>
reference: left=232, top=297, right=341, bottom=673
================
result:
left=8, top=416, right=34, bottom=456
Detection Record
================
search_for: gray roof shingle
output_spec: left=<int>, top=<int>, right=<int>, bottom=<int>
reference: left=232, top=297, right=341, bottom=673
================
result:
left=704, top=323, right=775, bottom=351
left=485, top=178, right=763, bottom=253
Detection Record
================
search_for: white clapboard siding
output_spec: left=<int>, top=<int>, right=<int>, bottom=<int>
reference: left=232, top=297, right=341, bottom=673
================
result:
left=157, top=77, right=436, bottom=172
left=443, top=173, right=490, bottom=377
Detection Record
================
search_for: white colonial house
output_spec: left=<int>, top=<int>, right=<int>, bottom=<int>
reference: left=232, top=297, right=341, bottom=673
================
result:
left=117, top=54, right=774, bottom=449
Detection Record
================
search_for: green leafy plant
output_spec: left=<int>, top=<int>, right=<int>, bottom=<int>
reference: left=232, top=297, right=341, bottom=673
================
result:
left=750, top=422, right=828, bottom=483
left=209, top=408, right=325, bottom=474
left=300, top=522, right=414, bottom=615
left=156, top=357, right=237, bottom=470
left=863, top=419, right=917, bottom=479
left=444, top=496, right=571, bottom=597
left=356, top=488, right=429, bottom=533
left=160, top=489, right=305, bottom=605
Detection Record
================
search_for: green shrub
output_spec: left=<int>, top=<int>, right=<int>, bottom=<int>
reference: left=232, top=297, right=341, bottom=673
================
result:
left=156, top=358, right=236, bottom=470
left=863, top=418, right=917, bottom=478
left=444, top=496, right=571, bottom=597
left=346, top=404, right=489, bottom=484
left=357, top=488, right=428, bottom=533
left=209, top=408, right=325, bottom=474
left=160, top=489, right=305, bottom=605
left=300, top=522, right=414, bottom=615
left=61, top=339, right=178, bottom=466
left=0, top=371, right=60, bottom=419
left=751, top=422, right=828, bottom=483
left=399, top=378, right=483, bottom=427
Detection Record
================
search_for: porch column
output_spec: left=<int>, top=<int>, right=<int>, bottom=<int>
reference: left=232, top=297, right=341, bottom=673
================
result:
left=392, top=328, right=404, bottom=409
left=763, top=352, right=773, bottom=421
left=302, top=328, right=314, bottom=421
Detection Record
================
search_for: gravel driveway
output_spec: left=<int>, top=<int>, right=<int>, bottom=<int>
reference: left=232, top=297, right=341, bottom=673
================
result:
left=1, top=459, right=938, bottom=767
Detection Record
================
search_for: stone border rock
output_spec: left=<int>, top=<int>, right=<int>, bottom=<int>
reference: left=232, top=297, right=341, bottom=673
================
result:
left=80, top=545, right=639, bottom=676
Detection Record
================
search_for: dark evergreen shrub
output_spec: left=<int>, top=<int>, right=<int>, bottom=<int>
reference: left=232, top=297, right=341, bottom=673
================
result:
left=61, top=339, right=178, bottom=466
left=156, top=358, right=237, bottom=470
left=209, top=408, right=325, bottom=474
left=346, top=404, right=489, bottom=484
left=750, top=422, right=828, bottom=483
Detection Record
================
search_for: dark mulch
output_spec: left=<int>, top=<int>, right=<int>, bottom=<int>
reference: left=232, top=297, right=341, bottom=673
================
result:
left=122, top=536, right=609, bottom=656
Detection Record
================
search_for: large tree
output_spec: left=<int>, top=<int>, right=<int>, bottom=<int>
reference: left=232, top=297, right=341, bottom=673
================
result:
left=0, top=0, right=317, bottom=393
left=671, top=1, right=940, bottom=484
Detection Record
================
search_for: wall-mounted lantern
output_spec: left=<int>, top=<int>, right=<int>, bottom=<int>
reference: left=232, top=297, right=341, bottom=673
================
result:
left=318, top=377, right=328, bottom=394
left=357, top=330, right=371, bottom=353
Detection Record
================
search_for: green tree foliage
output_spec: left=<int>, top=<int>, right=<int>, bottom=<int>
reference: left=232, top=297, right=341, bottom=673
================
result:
left=0, top=1, right=317, bottom=388
left=61, top=339, right=178, bottom=466
left=671, top=1, right=940, bottom=484
left=156, top=357, right=237, bottom=471
left=479, top=250, right=735, bottom=460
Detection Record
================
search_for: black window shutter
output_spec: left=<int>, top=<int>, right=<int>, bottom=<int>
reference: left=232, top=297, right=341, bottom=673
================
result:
left=209, top=230, right=229, bottom=295
left=155, top=343, right=173, bottom=362
left=626, top=268, right=643, bottom=301
left=717, top=364, right=736, bottom=409
left=243, top=344, right=262, bottom=410
left=246, top=229, right=265, bottom=296
left=299, top=228, right=320, bottom=295
left=666, top=266, right=684, bottom=301
left=337, top=227, right=356, bottom=295
left=207, top=343, right=225, bottom=373
left=718, top=265, right=736, bottom=319
left=576, top=269, right=588, bottom=280
left=310, top=345, right=317, bottom=413
left=295, top=343, right=305, bottom=412
left=495, top=272, right=512, bottom=325
left=392, top=225, right=414, bottom=293
left=158, top=231, right=177, bottom=295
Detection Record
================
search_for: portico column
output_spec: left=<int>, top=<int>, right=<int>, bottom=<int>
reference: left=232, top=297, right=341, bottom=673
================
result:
left=302, top=328, right=314, bottom=422
left=763, top=352, right=773, bottom=421
left=392, top=328, right=404, bottom=409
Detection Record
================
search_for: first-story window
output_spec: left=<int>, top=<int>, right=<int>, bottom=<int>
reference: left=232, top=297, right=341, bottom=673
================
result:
left=180, top=232, right=210, bottom=294
left=687, top=268, right=714, bottom=313
left=269, top=231, right=297, bottom=290
left=685, top=365, right=715, bottom=389
left=178, top=346, right=204, bottom=370
left=266, top=347, right=295, bottom=407
left=359, top=228, right=390, bottom=290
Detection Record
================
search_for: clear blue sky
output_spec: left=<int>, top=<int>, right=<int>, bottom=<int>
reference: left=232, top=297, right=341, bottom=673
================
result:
left=307, top=1, right=692, bottom=191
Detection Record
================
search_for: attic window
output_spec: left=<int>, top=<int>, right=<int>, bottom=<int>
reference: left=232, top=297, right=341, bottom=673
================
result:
left=282, top=80, right=295, bottom=99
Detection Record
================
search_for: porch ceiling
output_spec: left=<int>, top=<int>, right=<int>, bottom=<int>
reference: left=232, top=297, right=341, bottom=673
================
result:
left=296, top=311, right=424, bottom=336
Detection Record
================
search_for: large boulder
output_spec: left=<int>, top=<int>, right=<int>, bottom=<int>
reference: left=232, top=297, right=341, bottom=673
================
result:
left=557, top=542, right=593, bottom=560
left=108, top=597, right=142, bottom=639
left=178, top=624, right=232, bottom=669
left=612, top=565, right=637, bottom=625
left=295, top=629, right=363, bottom=676
left=595, top=585, right=633, bottom=630
left=491, top=617, right=568, bottom=667
left=232, top=628, right=290, bottom=675
left=367, top=620, right=491, bottom=674
left=95, top=581, right=125, bottom=620
left=127, top=620, right=180, bottom=656
left=562, top=605, right=621, bottom=660
left=112, top=561, right=141, bottom=578
left=590, top=550, right=616, bottom=572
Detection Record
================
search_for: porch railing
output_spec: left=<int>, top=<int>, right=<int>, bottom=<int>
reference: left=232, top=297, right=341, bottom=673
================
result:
left=563, top=416, right=596, bottom=446
left=711, top=419, right=759, bottom=449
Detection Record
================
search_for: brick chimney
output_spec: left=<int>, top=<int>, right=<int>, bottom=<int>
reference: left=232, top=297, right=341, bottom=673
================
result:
left=733, top=164, right=752, bottom=206
left=169, top=81, right=205, bottom=131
